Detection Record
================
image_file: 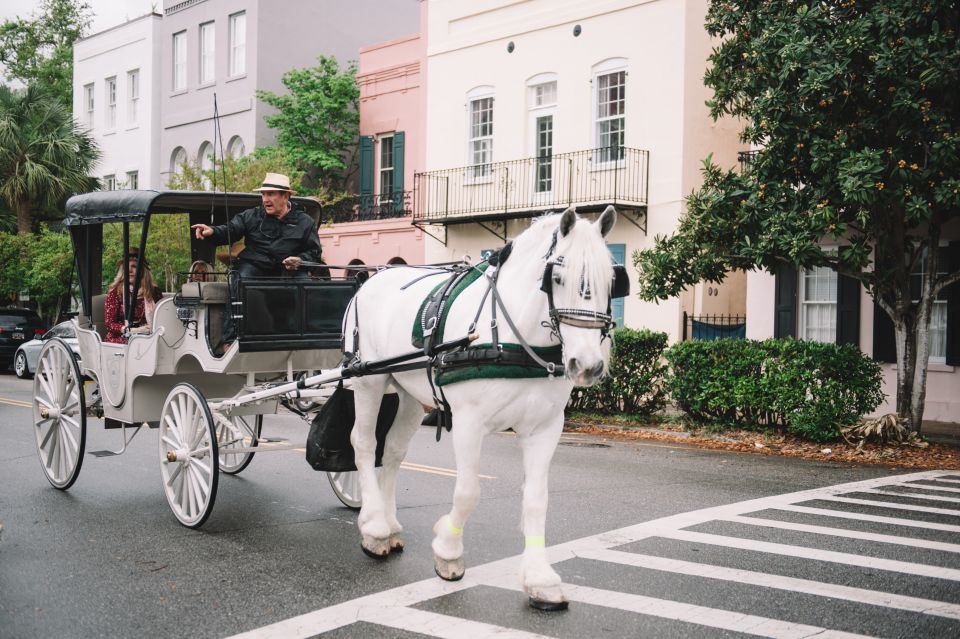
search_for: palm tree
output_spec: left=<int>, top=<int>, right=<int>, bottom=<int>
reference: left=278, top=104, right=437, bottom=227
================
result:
left=0, top=84, right=99, bottom=234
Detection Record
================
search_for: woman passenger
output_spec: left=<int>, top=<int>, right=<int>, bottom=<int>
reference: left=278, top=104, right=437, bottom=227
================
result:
left=188, top=260, right=215, bottom=282
left=103, top=249, right=163, bottom=344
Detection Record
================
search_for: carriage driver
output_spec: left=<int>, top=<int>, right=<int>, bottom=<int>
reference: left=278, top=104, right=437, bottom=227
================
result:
left=190, top=172, right=322, bottom=348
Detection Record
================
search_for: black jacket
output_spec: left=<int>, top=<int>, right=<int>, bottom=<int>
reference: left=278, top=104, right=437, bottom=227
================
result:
left=207, top=204, right=321, bottom=273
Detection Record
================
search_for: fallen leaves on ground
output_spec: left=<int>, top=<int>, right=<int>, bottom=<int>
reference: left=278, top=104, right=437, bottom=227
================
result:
left=564, top=418, right=959, bottom=470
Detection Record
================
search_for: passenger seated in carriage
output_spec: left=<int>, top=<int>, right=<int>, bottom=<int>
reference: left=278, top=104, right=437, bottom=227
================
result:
left=188, top=259, right=215, bottom=282
left=189, top=172, right=322, bottom=347
left=103, top=248, right=163, bottom=344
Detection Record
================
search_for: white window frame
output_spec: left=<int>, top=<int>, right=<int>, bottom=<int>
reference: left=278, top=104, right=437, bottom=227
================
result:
left=104, top=174, right=116, bottom=190
left=126, top=170, right=139, bottom=190
left=105, top=76, right=117, bottom=130
left=198, top=141, right=214, bottom=189
left=199, top=21, right=215, bottom=85
left=172, top=31, right=187, bottom=92
left=798, top=258, right=838, bottom=344
left=466, top=86, right=495, bottom=183
left=127, top=69, right=139, bottom=125
left=229, top=12, right=246, bottom=77
left=378, top=133, right=395, bottom=203
left=592, top=59, right=627, bottom=166
left=83, top=83, right=94, bottom=127
left=527, top=75, right=558, bottom=198
left=170, top=146, right=187, bottom=176
left=912, top=244, right=949, bottom=363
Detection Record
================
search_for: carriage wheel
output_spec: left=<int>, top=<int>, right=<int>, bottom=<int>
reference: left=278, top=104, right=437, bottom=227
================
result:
left=159, top=383, right=219, bottom=528
left=328, top=470, right=363, bottom=510
left=32, top=338, right=86, bottom=490
left=217, top=414, right=262, bottom=475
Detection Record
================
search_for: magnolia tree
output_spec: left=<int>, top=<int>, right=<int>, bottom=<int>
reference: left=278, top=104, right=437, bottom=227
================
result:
left=634, top=1, right=960, bottom=433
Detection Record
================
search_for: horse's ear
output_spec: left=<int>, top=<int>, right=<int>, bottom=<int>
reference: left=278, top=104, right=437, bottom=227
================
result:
left=597, top=205, right=617, bottom=238
left=559, top=207, right=577, bottom=237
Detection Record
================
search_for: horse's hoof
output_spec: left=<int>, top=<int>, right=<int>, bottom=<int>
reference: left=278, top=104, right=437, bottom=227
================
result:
left=529, top=597, right=569, bottom=611
left=433, top=556, right=465, bottom=581
left=361, top=536, right=390, bottom=560
left=389, top=535, right=405, bottom=553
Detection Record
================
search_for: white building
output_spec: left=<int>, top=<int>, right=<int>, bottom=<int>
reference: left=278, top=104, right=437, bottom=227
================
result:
left=73, top=13, right=163, bottom=189
left=416, top=0, right=745, bottom=339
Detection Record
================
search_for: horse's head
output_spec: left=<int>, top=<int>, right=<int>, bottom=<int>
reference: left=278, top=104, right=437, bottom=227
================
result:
left=540, top=205, right=624, bottom=387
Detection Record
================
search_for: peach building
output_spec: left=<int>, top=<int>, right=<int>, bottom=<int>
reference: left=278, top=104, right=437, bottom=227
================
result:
left=320, top=4, right=428, bottom=274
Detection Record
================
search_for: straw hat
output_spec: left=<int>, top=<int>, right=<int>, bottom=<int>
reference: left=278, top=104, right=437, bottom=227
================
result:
left=253, top=172, right=296, bottom=194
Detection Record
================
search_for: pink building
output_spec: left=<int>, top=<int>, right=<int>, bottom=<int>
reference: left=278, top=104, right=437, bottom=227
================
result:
left=320, top=5, right=427, bottom=273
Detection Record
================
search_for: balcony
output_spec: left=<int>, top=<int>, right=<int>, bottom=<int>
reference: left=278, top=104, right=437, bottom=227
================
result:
left=322, top=191, right=412, bottom=224
left=413, top=146, right=649, bottom=230
left=738, top=150, right=759, bottom=172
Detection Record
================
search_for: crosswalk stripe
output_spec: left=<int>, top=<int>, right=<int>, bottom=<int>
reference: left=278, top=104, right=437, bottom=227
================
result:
left=492, top=581, right=873, bottom=639
left=654, top=529, right=960, bottom=581
left=818, top=495, right=960, bottom=516
left=576, top=548, right=960, bottom=621
left=359, top=606, right=554, bottom=639
left=773, top=504, right=960, bottom=533
left=930, top=478, right=960, bottom=484
left=901, top=482, right=960, bottom=494
left=722, top=514, right=960, bottom=553
left=861, top=488, right=960, bottom=503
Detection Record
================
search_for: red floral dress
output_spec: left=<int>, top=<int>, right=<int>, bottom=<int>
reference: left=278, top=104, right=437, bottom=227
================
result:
left=103, top=288, right=148, bottom=344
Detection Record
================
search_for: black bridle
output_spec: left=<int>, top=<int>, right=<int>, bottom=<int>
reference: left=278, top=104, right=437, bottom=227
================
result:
left=538, top=231, right=630, bottom=339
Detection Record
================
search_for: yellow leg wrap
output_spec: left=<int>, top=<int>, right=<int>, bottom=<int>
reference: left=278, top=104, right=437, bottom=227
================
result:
left=525, top=535, right=546, bottom=549
left=446, top=516, right=463, bottom=535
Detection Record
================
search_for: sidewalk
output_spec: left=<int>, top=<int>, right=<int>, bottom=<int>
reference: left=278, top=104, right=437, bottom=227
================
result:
left=922, top=420, right=960, bottom=448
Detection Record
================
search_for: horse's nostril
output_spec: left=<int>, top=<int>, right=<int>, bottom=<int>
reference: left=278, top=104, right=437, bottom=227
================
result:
left=567, top=357, right=579, bottom=373
left=587, top=362, right=604, bottom=378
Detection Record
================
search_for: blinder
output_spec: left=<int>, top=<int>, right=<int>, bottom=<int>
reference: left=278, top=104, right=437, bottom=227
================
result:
left=539, top=260, right=631, bottom=299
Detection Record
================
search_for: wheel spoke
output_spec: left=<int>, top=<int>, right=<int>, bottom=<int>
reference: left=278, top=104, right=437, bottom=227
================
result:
left=38, top=370, right=56, bottom=406
left=59, top=418, right=79, bottom=453
left=165, top=461, right=183, bottom=487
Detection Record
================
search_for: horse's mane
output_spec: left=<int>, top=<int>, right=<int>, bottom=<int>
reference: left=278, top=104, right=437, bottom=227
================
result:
left=509, top=212, right=614, bottom=310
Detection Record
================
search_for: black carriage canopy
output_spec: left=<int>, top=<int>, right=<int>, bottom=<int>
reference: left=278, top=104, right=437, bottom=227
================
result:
left=65, top=190, right=322, bottom=319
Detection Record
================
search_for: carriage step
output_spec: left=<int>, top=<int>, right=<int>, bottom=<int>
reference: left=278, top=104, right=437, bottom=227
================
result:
left=88, top=449, right=121, bottom=457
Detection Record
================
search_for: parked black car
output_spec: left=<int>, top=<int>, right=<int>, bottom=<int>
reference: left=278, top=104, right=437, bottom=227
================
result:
left=0, top=309, right=46, bottom=370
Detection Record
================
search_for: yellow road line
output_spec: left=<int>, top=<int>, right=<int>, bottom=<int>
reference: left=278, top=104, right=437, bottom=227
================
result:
left=287, top=448, right=494, bottom=480
left=0, top=397, right=32, bottom=409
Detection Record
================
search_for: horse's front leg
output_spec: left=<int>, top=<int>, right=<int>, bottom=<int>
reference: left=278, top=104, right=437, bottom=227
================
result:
left=518, top=412, right=567, bottom=610
left=351, top=376, right=392, bottom=558
left=377, top=389, right=426, bottom=554
left=432, top=420, right=486, bottom=581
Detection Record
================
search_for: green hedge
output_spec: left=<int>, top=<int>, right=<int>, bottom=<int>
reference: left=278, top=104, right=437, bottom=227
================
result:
left=664, top=338, right=884, bottom=441
left=567, top=328, right=668, bottom=415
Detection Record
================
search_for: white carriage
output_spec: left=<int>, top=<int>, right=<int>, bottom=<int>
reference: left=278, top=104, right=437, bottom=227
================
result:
left=32, top=190, right=362, bottom=527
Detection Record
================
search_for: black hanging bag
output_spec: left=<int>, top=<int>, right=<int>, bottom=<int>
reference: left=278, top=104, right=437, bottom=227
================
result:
left=305, top=381, right=399, bottom=472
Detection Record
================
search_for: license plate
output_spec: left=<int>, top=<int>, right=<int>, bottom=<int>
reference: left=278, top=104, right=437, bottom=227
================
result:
left=12, top=332, right=24, bottom=340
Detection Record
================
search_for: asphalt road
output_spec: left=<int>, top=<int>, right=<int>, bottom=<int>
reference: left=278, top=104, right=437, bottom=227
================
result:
left=1, top=372, right=957, bottom=638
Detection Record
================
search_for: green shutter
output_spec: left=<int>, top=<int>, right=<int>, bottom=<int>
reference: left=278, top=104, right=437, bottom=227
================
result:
left=946, top=240, right=960, bottom=366
left=836, top=247, right=861, bottom=346
left=359, top=135, right=374, bottom=209
left=392, top=131, right=405, bottom=207
left=773, top=264, right=797, bottom=338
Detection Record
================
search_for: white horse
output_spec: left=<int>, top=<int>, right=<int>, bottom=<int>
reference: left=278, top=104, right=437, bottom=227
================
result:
left=343, top=206, right=619, bottom=609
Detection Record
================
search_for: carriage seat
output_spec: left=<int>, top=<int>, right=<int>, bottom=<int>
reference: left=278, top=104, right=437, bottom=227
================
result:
left=180, top=281, right=229, bottom=303
left=79, top=293, right=108, bottom=340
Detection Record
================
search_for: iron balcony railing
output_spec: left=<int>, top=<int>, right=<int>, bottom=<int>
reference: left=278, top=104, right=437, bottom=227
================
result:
left=413, top=146, right=648, bottom=224
left=682, top=312, right=747, bottom=341
left=738, top=150, right=759, bottom=172
left=322, top=191, right=412, bottom=223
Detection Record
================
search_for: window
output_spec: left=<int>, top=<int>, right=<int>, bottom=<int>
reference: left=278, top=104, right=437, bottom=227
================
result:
left=173, top=31, right=187, bottom=91
left=83, top=83, right=94, bottom=127
left=595, top=69, right=625, bottom=163
left=199, top=22, right=215, bottom=84
left=608, top=244, right=626, bottom=328
left=198, top=141, right=214, bottom=189
left=170, top=146, right=187, bottom=176
left=227, top=135, right=245, bottom=158
left=127, top=69, right=139, bottom=125
left=104, top=174, right=116, bottom=190
left=379, top=134, right=394, bottom=202
left=468, top=95, right=494, bottom=179
left=105, top=76, right=117, bottom=129
left=126, top=171, right=139, bottom=190
left=528, top=78, right=557, bottom=195
left=799, top=264, right=838, bottom=343
left=912, top=246, right=949, bottom=362
left=229, top=12, right=246, bottom=76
